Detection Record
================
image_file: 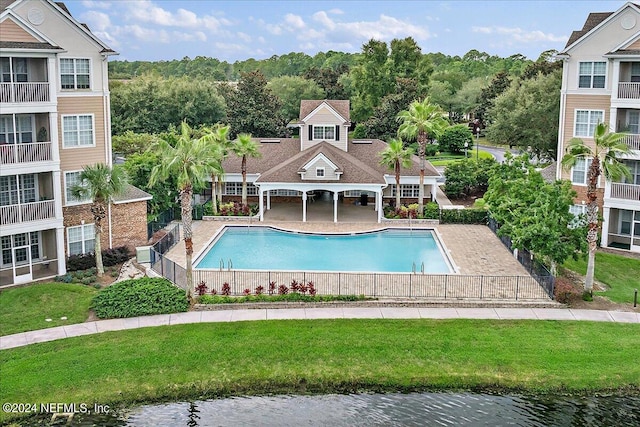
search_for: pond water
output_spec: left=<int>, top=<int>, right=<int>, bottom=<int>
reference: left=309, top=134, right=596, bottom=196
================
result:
left=38, top=392, right=640, bottom=426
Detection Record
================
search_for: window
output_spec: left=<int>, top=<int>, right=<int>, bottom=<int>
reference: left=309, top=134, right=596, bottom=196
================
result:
left=62, top=115, right=94, bottom=147
left=631, top=63, right=640, bottom=83
left=0, top=232, right=40, bottom=267
left=67, top=224, right=95, bottom=256
left=65, top=171, right=90, bottom=204
left=60, top=58, right=90, bottom=89
left=628, top=111, right=640, bottom=134
left=569, top=204, right=587, bottom=229
left=574, top=110, right=603, bottom=137
left=316, top=167, right=325, bottom=177
left=623, top=161, right=640, bottom=185
left=578, top=61, right=606, bottom=88
left=391, top=185, right=420, bottom=197
left=571, top=158, right=592, bottom=185
left=313, top=125, right=335, bottom=141
left=223, top=182, right=257, bottom=196
left=0, top=174, right=37, bottom=206
left=619, top=210, right=633, bottom=235
left=0, top=58, right=27, bottom=83
left=0, top=115, right=34, bottom=144
left=269, top=189, right=302, bottom=196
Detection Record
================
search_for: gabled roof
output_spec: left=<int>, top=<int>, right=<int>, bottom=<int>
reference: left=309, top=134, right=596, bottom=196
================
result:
left=561, top=2, right=640, bottom=54
left=299, top=100, right=350, bottom=123
left=1, top=0, right=116, bottom=54
left=113, top=185, right=153, bottom=204
left=0, top=40, right=62, bottom=50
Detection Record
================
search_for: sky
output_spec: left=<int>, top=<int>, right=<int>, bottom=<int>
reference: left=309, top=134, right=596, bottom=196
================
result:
left=64, top=0, right=628, bottom=62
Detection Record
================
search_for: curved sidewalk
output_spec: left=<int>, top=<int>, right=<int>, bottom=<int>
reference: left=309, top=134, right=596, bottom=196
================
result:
left=1, top=307, right=638, bottom=351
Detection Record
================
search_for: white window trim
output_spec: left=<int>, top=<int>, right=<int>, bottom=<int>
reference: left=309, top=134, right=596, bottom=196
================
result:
left=61, top=114, right=96, bottom=148
left=67, top=223, right=95, bottom=256
left=315, top=167, right=325, bottom=177
left=577, top=61, right=606, bottom=89
left=312, top=124, right=336, bottom=141
left=573, top=109, right=605, bottom=138
left=571, top=157, right=591, bottom=187
left=0, top=232, right=41, bottom=267
left=59, top=57, right=92, bottom=90
left=618, top=210, right=633, bottom=236
left=64, top=170, right=91, bottom=206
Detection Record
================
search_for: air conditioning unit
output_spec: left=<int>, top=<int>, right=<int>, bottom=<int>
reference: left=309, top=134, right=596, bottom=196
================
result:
left=136, top=246, right=152, bottom=264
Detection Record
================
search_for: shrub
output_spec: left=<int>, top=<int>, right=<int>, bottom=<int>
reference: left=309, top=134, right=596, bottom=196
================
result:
left=440, top=208, right=488, bottom=224
left=198, top=293, right=369, bottom=304
left=92, top=277, right=188, bottom=319
left=424, top=143, right=439, bottom=157
left=439, top=124, right=473, bottom=154
left=423, top=202, right=439, bottom=219
left=221, top=282, right=231, bottom=296
left=195, top=281, right=208, bottom=296
left=66, top=246, right=131, bottom=271
left=554, top=279, right=581, bottom=304
left=255, top=285, right=264, bottom=295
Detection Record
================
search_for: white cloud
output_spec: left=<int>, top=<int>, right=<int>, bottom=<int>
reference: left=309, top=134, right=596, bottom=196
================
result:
left=237, top=32, right=252, bottom=43
left=80, top=0, right=111, bottom=9
left=284, top=13, right=305, bottom=29
left=81, top=10, right=111, bottom=31
left=472, top=26, right=566, bottom=43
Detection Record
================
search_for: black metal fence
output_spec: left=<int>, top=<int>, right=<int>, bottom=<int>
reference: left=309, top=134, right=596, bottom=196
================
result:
left=487, top=218, right=555, bottom=298
left=151, top=223, right=180, bottom=256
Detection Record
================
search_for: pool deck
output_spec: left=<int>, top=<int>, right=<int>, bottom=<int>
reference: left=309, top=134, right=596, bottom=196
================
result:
left=166, top=219, right=529, bottom=277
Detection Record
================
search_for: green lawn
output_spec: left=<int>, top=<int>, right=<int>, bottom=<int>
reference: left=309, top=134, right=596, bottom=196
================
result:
left=428, top=149, right=493, bottom=166
left=563, top=252, right=640, bottom=304
left=1, top=319, right=638, bottom=423
left=0, top=283, right=96, bottom=336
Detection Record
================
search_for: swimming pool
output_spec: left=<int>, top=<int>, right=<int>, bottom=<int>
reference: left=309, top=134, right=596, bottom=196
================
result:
left=194, top=227, right=454, bottom=273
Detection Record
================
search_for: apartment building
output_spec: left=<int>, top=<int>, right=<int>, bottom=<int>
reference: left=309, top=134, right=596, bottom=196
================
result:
left=0, top=0, right=150, bottom=286
left=556, top=2, right=640, bottom=253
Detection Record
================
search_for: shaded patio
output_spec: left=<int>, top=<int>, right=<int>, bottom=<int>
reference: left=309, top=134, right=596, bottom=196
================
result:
left=263, top=192, right=378, bottom=223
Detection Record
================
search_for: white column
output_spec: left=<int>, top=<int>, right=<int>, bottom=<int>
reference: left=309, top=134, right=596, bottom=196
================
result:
left=611, top=60, right=621, bottom=102
left=259, top=189, right=264, bottom=221
left=377, top=189, right=382, bottom=223
left=302, top=192, right=307, bottom=222
left=56, top=226, right=66, bottom=275
left=432, top=182, right=437, bottom=203
left=601, top=206, right=611, bottom=247
left=267, top=190, right=271, bottom=210
left=333, top=192, right=338, bottom=223
left=52, top=170, right=63, bottom=219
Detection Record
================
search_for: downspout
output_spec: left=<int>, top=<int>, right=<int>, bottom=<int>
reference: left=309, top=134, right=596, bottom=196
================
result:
left=102, top=54, right=114, bottom=248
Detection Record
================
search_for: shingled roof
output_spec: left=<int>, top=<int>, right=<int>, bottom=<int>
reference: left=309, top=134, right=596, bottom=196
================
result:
left=565, top=12, right=614, bottom=48
left=299, top=100, right=350, bottom=123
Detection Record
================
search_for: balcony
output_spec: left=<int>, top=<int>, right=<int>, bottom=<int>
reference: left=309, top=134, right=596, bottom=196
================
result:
left=0, top=141, right=52, bottom=165
left=610, top=183, right=640, bottom=201
left=618, top=82, right=640, bottom=100
left=620, top=134, right=640, bottom=151
left=0, top=200, right=56, bottom=225
left=0, top=82, right=50, bottom=103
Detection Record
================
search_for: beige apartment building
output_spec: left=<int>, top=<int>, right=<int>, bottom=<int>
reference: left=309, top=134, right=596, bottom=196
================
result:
left=0, top=0, right=150, bottom=286
left=556, top=2, right=640, bottom=253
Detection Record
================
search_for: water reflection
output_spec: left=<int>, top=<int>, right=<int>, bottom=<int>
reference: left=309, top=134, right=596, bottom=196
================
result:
left=33, top=392, right=640, bottom=427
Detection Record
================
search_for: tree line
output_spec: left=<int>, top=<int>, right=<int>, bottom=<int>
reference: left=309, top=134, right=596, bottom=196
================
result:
left=110, top=39, right=562, bottom=161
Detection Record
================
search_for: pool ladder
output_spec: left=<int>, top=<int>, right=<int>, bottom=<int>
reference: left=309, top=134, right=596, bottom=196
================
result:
left=411, top=261, right=425, bottom=274
left=219, top=258, right=233, bottom=271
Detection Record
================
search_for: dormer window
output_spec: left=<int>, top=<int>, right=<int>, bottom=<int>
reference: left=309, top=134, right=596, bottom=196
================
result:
left=316, top=167, right=325, bottom=177
left=313, top=125, right=336, bottom=141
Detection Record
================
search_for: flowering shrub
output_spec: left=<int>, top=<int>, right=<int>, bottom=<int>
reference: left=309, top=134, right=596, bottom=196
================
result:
left=268, top=281, right=276, bottom=295
left=221, top=282, right=231, bottom=296
left=278, top=284, right=289, bottom=295
left=255, top=285, right=264, bottom=295
left=243, top=288, right=251, bottom=296
left=195, top=281, right=208, bottom=296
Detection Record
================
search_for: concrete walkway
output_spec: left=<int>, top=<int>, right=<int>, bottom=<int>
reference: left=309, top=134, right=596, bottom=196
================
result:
left=1, top=307, right=637, bottom=350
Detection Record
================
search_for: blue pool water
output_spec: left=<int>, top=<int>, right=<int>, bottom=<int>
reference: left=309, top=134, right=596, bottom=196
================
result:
left=195, top=227, right=452, bottom=273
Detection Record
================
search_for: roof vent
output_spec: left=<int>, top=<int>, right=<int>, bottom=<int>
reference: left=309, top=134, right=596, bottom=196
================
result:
left=352, top=139, right=372, bottom=144
left=260, top=139, right=280, bottom=143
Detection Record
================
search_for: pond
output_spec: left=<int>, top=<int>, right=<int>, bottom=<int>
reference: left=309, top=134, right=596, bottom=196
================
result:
left=36, top=392, right=640, bottom=426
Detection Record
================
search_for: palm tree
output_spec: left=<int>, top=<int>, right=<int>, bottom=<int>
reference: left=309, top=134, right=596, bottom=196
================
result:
left=561, top=122, right=630, bottom=294
left=150, top=121, right=223, bottom=299
left=397, top=97, right=449, bottom=213
left=201, top=125, right=231, bottom=215
left=379, top=138, right=414, bottom=208
left=232, top=133, right=261, bottom=207
left=70, top=163, right=127, bottom=277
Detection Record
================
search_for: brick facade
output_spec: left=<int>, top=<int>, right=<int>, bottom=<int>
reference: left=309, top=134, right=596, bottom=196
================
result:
left=62, top=200, right=148, bottom=257
left=571, top=185, right=605, bottom=211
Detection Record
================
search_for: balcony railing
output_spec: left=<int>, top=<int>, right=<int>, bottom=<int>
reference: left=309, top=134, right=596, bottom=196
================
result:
left=618, top=82, right=640, bottom=100
left=0, top=82, right=50, bottom=103
left=0, top=141, right=53, bottom=165
left=610, top=183, right=640, bottom=201
left=621, top=134, right=640, bottom=151
left=0, top=200, right=56, bottom=225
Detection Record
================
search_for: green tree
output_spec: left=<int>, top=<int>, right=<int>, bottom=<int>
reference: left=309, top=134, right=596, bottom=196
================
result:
left=484, top=155, right=587, bottom=273
left=443, top=157, right=497, bottom=199
left=378, top=138, right=414, bottom=207
left=303, top=64, right=350, bottom=100
left=70, top=163, right=128, bottom=277
left=439, top=124, right=473, bottom=154
left=110, top=75, right=226, bottom=135
left=123, top=150, right=178, bottom=219
left=150, top=122, right=224, bottom=298
left=561, top=124, right=631, bottom=293
left=397, top=97, right=449, bottom=213
left=223, top=71, right=286, bottom=138
left=475, top=71, right=511, bottom=122
left=112, top=131, right=157, bottom=156
left=232, top=133, right=261, bottom=207
left=486, top=69, right=561, bottom=159
left=268, top=76, right=326, bottom=123
left=203, top=125, right=231, bottom=215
